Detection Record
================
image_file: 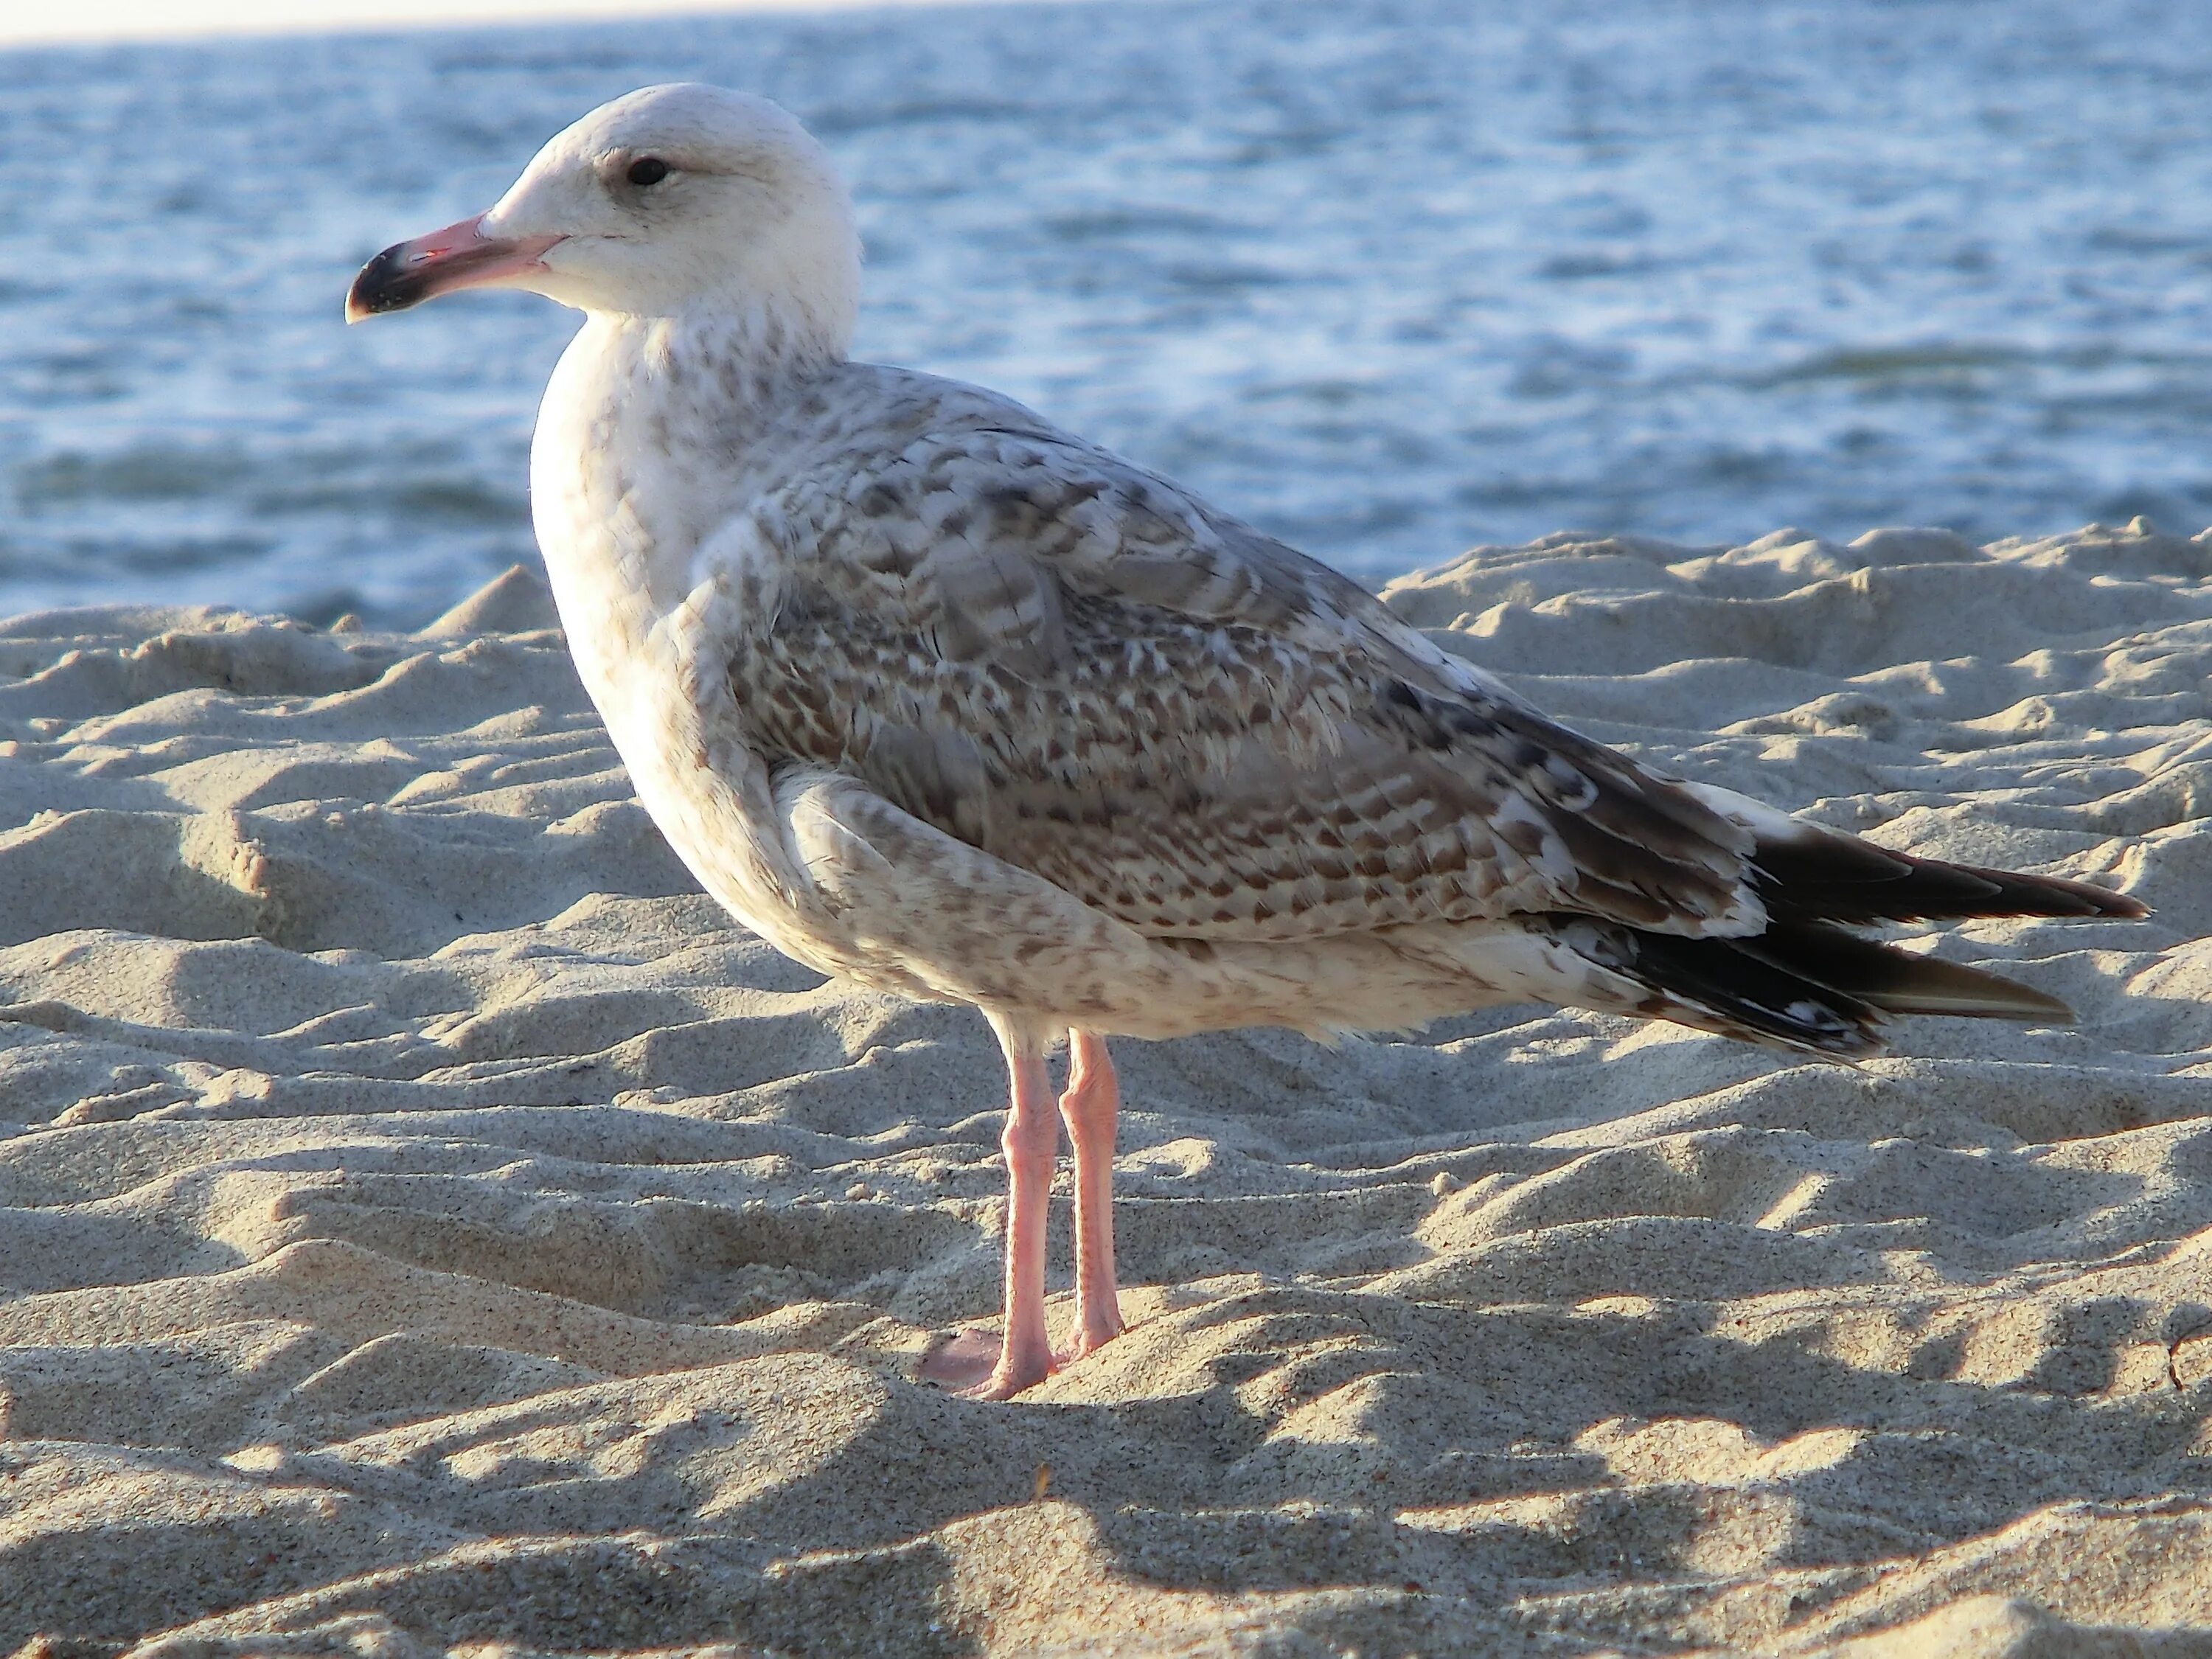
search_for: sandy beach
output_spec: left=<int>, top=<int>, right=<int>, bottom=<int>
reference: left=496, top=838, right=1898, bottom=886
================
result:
left=2, top=519, right=2209, bottom=1657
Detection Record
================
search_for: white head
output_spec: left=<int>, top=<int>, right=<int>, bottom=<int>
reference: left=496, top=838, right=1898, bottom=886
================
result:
left=347, top=84, right=860, bottom=354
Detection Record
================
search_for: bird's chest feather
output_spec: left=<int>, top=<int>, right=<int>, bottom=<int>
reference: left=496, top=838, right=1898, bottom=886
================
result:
left=528, top=327, right=826, bottom=956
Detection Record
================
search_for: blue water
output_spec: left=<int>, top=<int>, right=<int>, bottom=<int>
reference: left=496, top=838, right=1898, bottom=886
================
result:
left=1, top=0, right=2209, bottom=625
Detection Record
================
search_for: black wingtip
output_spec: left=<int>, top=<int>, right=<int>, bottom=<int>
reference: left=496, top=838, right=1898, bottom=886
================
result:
left=1751, top=825, right=2149, bottom=926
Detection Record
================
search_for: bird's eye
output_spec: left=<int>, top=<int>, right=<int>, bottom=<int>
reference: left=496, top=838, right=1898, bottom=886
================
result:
left=627, top=156, right=670, bottom=187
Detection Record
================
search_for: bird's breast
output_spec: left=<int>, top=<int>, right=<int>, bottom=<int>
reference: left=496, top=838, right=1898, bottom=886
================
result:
left=529, top=332, right=826, bottom=962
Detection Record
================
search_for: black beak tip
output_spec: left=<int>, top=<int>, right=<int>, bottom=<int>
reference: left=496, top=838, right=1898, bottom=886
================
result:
left=345, top=243, right=420, bottom=323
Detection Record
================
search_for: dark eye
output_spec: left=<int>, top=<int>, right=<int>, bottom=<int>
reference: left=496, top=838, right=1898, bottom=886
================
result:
left=627, top=156, right=670, bottom=187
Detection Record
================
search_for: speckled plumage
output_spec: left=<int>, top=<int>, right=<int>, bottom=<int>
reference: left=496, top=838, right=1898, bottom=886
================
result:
left=532, top=317, right=2135, bottom=1061
left=541, top=344, right=1787, bottom=1046
left=358, top=83, right=2143, bottom=1397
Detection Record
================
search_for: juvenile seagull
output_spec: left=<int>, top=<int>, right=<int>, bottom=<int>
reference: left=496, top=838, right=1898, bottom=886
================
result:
left=349, top=84, right=2144, bottom=1399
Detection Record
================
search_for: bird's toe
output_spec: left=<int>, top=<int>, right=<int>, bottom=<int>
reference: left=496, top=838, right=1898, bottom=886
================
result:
left=1054, top=1320, right=1124, bottom=1368
left=919, top=1326, right=1054, bottom=1398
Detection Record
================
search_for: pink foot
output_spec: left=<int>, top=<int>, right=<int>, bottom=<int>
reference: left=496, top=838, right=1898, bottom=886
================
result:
left=1054, top=1324, right=1121, bottom=1368
left=921, top=1024, right=1127, bottom=1401
left=919, top=1328, right=1054, bottom=1399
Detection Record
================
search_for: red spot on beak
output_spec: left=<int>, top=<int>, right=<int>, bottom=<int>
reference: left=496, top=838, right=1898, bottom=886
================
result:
left=345, top=214, right=563, bottom=321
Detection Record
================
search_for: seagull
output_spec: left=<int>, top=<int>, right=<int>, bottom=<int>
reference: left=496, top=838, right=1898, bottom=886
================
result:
left=349, top=84, right=2146, bottom=1399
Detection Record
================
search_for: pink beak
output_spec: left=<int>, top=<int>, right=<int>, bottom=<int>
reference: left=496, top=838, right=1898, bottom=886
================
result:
left=344, top=214, right=563, bottom=321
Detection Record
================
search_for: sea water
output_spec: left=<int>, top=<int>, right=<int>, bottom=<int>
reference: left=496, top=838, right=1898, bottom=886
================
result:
left=1, top=0, right=2208, bottom=625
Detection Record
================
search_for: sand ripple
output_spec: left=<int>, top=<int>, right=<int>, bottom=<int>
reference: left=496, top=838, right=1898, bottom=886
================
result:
left=2, top=524, right=2209, bottom=1656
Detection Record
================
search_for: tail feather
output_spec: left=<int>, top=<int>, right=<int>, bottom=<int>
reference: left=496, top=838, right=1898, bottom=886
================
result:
left=1539, top=806, right=2140, bottom=1058
left=1602, top=923, right=1887, bottom=1057
left=1554, top=917, right=2077, bottom=1062
left=1740, top=924, right=2072, bottom=1022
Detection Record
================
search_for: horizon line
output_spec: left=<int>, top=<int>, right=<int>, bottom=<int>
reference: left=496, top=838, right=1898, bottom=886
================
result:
left=0, top=0, right=1071, bottom=52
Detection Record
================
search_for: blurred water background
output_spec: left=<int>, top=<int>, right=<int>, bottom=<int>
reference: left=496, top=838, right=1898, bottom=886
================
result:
left=0, top=0, right=2208, bottom=625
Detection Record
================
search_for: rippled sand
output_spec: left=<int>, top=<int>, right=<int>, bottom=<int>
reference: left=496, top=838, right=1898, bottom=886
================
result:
left=2, top=523, right=2209, bottom=1656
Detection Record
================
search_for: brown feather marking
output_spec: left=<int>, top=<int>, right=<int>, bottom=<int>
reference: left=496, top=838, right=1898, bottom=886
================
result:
left=724, top=420, right=1758, bottom=944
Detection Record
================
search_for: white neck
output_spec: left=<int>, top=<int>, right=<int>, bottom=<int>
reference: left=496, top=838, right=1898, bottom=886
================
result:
left=526, top=299, right=845, bottom=950
left=529, top=303, right=835, bottom=667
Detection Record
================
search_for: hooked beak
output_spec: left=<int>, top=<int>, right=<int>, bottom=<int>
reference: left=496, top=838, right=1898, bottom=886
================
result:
left=344, top=215, right=564, bottom=322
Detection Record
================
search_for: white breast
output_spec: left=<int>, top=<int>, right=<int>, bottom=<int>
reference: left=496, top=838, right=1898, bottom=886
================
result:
left=528, top=316, right=832, bottom=968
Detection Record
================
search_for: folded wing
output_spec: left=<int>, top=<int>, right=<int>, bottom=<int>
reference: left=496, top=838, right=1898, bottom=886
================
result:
left=719, top=415, right=1762, bottom=945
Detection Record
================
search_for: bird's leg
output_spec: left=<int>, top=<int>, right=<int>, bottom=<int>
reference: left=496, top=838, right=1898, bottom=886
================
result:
left=920, top=1020, right=1060, bottom=1399
left=1056, top=1029, right=1124, bottom=1363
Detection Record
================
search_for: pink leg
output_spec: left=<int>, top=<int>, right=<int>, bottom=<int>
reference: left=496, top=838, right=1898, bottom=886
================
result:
left=920, top=1022, right=1060, bottom=1399
left=1057, top=1029, right=1124, bottom=1363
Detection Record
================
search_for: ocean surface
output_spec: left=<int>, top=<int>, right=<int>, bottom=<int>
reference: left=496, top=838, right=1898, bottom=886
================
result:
left=1, top=0, right=2208, bottom=625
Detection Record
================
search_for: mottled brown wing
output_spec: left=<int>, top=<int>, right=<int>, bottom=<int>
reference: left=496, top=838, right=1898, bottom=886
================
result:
left=723, top=422, right=1756, bottom=943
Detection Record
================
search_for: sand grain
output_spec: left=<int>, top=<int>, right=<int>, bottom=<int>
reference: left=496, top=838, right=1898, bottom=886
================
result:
left=2, top=522, right=2209, bottom=1656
